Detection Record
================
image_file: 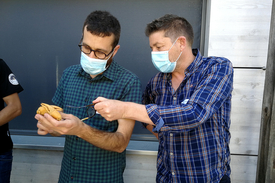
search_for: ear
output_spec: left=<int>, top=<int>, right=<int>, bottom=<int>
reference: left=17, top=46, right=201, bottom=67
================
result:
left=105, top=45, right=120, bottom=68
left=112, top=45, right=120, bottom=58
left=178, top=36, right=187, bottom=51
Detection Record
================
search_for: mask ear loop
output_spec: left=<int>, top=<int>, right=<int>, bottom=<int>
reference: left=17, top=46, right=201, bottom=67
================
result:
left=79, top=37, right=83, bottom=45
left=104, top=49, right=115, bottom=70
left=168, top=37, right=180, bottom=52
left=168, top=37, right=182, bottom=63
left=174, top=51, right=183, bottom=63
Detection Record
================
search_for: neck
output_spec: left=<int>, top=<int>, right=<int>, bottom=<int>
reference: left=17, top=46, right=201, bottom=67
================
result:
left=173, top=48, right=195, bottom=75
left=90, top=74, right=98, bottom=79
left=170, top=48, right=195, bottom=91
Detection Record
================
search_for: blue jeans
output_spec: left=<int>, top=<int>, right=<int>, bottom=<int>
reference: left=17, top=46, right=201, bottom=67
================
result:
left=220, top=174, right=230, bottom=183
left=0, top=149, right=13, bottom=183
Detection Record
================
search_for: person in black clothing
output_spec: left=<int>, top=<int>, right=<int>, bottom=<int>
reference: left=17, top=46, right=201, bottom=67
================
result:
left=0, top=59, right=23, bottom=183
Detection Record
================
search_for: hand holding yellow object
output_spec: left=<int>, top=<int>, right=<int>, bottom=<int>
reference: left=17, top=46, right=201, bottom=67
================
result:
left=36, top=103, right=63, bottom=121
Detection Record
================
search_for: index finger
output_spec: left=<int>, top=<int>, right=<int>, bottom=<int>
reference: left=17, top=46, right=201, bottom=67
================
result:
left=35, top=113, right=56, bottom=125
left=93, top=97, right=107, bottom=104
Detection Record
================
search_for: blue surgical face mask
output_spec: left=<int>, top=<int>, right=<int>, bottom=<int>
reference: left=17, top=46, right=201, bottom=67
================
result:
left=151, top=38, right=182, bottom=73
left=80, top=51, right=113, bottom=75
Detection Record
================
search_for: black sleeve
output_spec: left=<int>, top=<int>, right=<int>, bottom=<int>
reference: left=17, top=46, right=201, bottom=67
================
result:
left=0, top=59, right=24, bottom=98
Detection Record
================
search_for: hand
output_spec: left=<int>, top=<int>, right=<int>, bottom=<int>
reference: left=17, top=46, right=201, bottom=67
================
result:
left=37, top=122, right=61, bottom=136
left=37, top=121, right=50, bottom=135
left=93, top=97, right=125, bottom=121
left=35, top=112, right=85, bottom=136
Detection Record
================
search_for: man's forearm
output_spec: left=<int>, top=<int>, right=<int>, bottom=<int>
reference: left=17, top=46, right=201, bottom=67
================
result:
left=77, top=123, right=129, bottom=153
left=122, top=102, right=155, bottom=125
left=36, top=112, right=134, bottom=153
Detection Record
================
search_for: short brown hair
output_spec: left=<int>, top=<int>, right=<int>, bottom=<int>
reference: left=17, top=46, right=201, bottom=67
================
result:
left=145, top=14, right=194, bottom=46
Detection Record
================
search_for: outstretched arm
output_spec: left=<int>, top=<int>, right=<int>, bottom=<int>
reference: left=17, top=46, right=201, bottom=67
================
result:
left=35, top=112, right=135, bottom=153
left=93, top=97, right=154, bottom=125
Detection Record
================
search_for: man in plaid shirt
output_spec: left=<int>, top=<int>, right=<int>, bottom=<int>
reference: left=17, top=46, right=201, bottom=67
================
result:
left=35, top=11, right=141, bottom=183
left=95, top=14, right=233, bottom=183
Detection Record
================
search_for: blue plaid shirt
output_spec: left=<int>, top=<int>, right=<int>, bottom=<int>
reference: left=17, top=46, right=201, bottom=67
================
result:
left=143, top=49, right=233, bottom=183
left=53, top=61, right=142, bottom=183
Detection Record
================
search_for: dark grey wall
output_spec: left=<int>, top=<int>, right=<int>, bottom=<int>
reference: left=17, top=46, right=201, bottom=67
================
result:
left=0, top=0, right=202, bottom=136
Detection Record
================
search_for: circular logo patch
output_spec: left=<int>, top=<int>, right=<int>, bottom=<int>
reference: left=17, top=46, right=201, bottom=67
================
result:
left=8, top=73, right=19, bottom=85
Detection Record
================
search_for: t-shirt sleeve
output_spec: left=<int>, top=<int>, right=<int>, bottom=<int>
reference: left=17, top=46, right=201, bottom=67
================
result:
left=0, top=59, right=24, bottom=98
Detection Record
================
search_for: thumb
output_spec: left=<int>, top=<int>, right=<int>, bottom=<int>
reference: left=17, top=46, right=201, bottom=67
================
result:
left=60, top=112, right=71, bottom=120
left=60, top=112, right=80, bottom=121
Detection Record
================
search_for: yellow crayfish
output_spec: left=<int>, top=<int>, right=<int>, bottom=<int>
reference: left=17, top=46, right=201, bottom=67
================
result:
left=36, top=103, right=63, bottom=121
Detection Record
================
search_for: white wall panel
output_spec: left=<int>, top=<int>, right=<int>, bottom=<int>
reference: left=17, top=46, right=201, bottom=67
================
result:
left=208, top=0, right=272, bottom=67
left=230, top=69, right=265, bottom=155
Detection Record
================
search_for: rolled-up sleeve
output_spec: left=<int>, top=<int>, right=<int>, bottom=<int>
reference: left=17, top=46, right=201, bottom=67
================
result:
left=145, top=104, right=164, bottom=132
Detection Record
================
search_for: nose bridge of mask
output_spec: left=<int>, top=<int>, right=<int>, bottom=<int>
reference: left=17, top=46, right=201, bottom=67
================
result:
left=151, top=50, right=169, bottom=61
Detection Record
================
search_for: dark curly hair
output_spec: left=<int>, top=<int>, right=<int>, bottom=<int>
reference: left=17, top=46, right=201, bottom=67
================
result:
left=83, top=10, right=121, bottom=48
left=145, top=14, right=194, bottom=46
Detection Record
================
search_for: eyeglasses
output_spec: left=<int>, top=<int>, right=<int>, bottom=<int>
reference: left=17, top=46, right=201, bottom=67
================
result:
left=78, top=44, right=114, bottom=59
left=66, top=104, right=96, bottom=121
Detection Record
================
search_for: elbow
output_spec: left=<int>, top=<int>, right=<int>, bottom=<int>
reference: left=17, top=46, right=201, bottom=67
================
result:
left=113, top=141, right=128, bottom=153
left=115, top=146, right=127, bottom=153
left=112, top=132, right=130, bottom=153
left=14, top=105, right=22, bottom=117
left=116, top=149, right=126, bottom=153
left=18, top=107, right=22, bottom=116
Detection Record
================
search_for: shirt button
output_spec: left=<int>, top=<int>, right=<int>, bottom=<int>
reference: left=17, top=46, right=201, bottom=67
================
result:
left=170, top=152, right=173, bottom=156
left=170, top=133, right=173, bottom=137
left=172, top=172, right=175, bottom=175
left=173, top=97, right=177, bottom=100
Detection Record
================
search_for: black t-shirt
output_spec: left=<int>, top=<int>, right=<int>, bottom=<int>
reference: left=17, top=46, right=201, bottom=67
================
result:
left=0, top=59, right=23, bottom=153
